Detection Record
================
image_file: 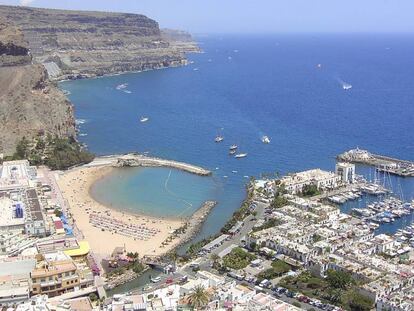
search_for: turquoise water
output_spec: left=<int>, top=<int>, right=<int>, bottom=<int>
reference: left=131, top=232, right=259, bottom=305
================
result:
left=90, top=167, right=219, bottom=218
left=61, top=34, right=414, bottom=239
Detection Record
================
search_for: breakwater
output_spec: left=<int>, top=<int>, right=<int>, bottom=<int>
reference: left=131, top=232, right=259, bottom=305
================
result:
left=337, top=148, right=414, bottom=177
left=86, top=153, right=211, bottom=176
left=181, top=200, right=217, bottom=243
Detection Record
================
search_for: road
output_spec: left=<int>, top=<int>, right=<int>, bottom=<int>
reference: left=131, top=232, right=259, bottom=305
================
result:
left=212, top=201, right=267, bottom=256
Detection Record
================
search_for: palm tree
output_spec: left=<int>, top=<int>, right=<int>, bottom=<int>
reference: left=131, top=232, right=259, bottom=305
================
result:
left=187, top=285, right=210, bottom=310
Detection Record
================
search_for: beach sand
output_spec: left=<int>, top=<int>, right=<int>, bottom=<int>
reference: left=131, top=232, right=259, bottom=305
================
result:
left=56, top=165, right=184, bottom=259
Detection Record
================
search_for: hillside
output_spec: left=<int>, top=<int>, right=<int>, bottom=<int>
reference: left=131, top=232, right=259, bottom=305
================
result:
left=0, top=15, right=76, bottom=155
left=0, top=5, right=198, bottom=156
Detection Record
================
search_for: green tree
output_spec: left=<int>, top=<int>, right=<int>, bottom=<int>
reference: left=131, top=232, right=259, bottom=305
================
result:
left=187, top=285, right=210, bottom=310
left=89, top=293, right=98, bottom=302
left=14, top=137, right=30, bottom=159
left=301, top=184, right=320, bottom=197
left=326, top=269, right=354, bottom=290
left=222, top=247, right=256, bottom=270
left=271, top=196, right=288, bottom=209
left=54, top=208, right=63, bottom=218
left=348, top=291, right=374, bottom=311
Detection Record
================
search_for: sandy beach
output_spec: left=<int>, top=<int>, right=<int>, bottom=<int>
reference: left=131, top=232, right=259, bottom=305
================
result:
left=56, top=165, right=184, bottom=259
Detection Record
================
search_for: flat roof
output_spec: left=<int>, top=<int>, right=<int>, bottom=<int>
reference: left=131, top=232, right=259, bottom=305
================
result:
left=202, top=234, right=229, bottom=251
left=0, top=196, right=25, bottom=227
left=0, top=258, right=36, bottom=277
left=64, top=241, right=90, bottom=257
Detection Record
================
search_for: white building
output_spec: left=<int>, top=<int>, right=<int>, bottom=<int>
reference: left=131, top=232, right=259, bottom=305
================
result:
left=335, top=162, right=355, bottom=184
left=281, top=169, right=340, bottom=194
left=0, top=160, right=36, bottom=190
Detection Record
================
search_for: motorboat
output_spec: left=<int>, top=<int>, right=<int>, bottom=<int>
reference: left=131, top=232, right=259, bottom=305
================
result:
left=235, top=153, right=248, bottom=159
left=261, top=136, right=270, bottom=144
left=229, top=144, right=238, bottom=150
left=215, top=135, right=224, bottom=143
left=140, top=117, right=149, bottom=123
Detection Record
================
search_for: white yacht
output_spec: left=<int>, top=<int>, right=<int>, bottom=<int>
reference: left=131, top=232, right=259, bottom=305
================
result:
left=140, top=117, right=149, bottom=123
left=235, top=153, right=248, bottom=158
left=215, top=135, right=224, bottom=143
left=261, top=136, right=270, bottom=144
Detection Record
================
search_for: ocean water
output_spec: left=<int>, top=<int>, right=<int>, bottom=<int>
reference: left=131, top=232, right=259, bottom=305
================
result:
left=61, top=34, right=414, bottom=239
left=90, top=167, right=219, bottom=218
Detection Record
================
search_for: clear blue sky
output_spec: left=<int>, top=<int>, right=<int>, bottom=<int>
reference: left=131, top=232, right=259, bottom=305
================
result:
left=1, top=0, right=414, bottom=34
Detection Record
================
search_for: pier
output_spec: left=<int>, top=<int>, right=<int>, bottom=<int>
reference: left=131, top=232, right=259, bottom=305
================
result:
left=88, top=153, right=212, bottom=176
left=337, top=148, right=414, bottom=177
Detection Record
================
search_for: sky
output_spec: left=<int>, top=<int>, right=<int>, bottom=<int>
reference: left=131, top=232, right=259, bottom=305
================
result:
left=1, top=0, right=414, bottom=34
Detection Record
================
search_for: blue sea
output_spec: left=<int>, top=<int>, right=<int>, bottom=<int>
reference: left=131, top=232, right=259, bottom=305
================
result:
left=61, top=34, right=414, bottom=239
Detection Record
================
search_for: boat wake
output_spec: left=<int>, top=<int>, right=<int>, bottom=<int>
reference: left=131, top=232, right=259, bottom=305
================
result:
left=115, top=83, right=128, bottom=90
left=75, top=119, right=87, bottom=125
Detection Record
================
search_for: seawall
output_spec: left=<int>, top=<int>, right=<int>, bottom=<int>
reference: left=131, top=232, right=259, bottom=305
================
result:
left=83, top=153, right=212, bottom=176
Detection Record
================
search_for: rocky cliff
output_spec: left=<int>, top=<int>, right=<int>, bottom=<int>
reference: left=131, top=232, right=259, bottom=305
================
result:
left=0, top=15, right=76, bottom=155
left=0, top=5, right=198, bottom=156
left=0, top=5, right=198, bottom=79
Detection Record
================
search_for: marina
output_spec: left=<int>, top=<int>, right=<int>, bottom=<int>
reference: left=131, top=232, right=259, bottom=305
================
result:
left=337, top=148, right=414, bottom=177
left=351, top=197, right=414, bottom=226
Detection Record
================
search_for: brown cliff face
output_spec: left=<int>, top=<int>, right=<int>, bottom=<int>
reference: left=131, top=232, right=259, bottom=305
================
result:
left=0, top=5, right=198, bottom=79
left=0, top=16, right=75, bottom=155
left=0, top=5, right=197, bottom=155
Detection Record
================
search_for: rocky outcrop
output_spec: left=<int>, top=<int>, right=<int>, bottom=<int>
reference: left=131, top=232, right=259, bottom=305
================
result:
left=0, top=16, right=76, bottom=155
left=0, top=17, right=31, bottom=66
left=0, top=5, right=198, bottom=79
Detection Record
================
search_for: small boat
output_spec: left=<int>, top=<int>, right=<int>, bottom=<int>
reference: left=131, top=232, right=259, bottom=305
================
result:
left=215, top=135, right=224, bottom=143
left=229, top=149, right=236, bottom=155
left=235, top=153, right=248, bottom=159
left=116, top=83, right=128, bottom=90
left=342, top=84, right=352, bottom=90
left=229, top=144, right=238, bottom=150
left=140, top=117, right=149, bottom=123
left=317, top=63, right=322, bottom=68
left=232, top=170, right=238, bottom=173
left=261, top=136, right=270, bottom=144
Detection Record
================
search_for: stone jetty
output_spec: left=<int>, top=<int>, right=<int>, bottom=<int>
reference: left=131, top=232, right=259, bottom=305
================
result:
left=337, top=148, right=414, bottom=177
left=86, top=153, right=212, bottom=176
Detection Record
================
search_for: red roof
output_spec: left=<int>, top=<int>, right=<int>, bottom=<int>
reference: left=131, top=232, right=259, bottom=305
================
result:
left=54, top=220, right=63, bottom=229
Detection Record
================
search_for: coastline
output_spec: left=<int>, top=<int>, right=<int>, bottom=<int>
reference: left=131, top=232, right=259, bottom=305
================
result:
left=57, top=165, right=184, bottom=260
left=56, top=154, right=213, bottom=260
